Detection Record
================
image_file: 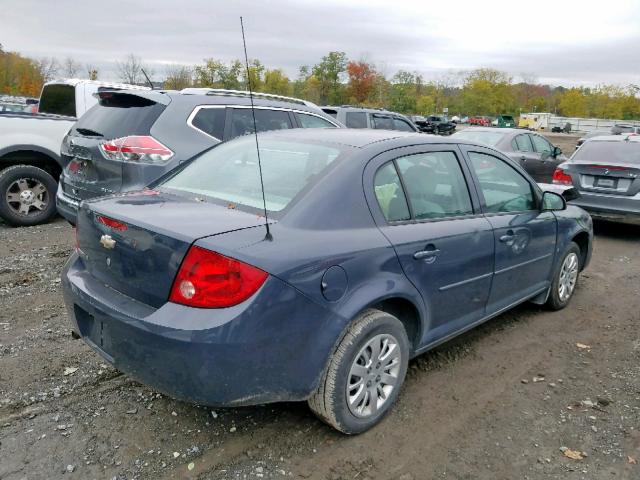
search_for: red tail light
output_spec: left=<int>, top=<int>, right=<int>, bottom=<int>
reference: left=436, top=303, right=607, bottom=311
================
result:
left=169, top=247, right=268, bottom=308
left=99, top=136, right=173, bottom=164
left=96, top=215, right=128, bottom=231
left=552, top=168, right=572, bottom=185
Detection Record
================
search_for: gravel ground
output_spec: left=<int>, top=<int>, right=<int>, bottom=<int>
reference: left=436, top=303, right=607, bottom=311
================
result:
left=1, top=147, right=639, bottom=479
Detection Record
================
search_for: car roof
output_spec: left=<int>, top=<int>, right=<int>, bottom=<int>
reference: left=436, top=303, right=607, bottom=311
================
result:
left=321, top=105, right=406, bottom=116
left=456, top=127, right=522, bottom=135
left=584, top=134, right=640, bottom=143
left=248, top=127, right=473, bottom=149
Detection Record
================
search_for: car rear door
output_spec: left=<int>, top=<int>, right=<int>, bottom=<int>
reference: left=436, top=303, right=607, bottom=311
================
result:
left=227, top=107, right=293, bottom=139
left=460, top=146, right=557, bottom=314
left=365, top=145, right=494, bottom=345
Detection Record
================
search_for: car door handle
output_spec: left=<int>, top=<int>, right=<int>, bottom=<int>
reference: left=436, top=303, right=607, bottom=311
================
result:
left=499, top=230, right=515, bottom=245
left=413, top=246, right=440, bottom=262
left=520, top=155, right=526, bottom=161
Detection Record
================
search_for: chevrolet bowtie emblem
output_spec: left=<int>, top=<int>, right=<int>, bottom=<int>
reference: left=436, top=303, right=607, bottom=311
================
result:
left=100, top=234, right=116, bottom=249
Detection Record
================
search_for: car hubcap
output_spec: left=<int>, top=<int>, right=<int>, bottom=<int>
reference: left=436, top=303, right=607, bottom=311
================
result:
left=6, top=178, right=48, bottom=216
left=558, top=252, right=579, bottom=302
left=347, top=333, right=401, bottom=418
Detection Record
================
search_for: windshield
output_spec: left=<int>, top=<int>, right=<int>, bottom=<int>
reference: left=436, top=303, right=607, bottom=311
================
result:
left=573, top=141, right=640, bottom=164
left=454, top=130, right=507, bottom=146
left=160, top=136, right=346, bottom=214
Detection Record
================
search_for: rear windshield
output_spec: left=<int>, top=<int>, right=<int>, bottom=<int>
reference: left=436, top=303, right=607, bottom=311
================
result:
left=160, top=136, right=346, bottom=214
left=453, top=130, right=507, bottom=146
left=72, top=93, right=165, bottom=138
left=38, top=84, right=76, bottom=117
left=574, top=141, right=640, bottom=164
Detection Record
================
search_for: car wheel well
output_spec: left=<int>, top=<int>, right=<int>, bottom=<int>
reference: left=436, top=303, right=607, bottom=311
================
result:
left=0, top=151, right=62, bottom=180
left=371, top=298, right=421, bottom=352
left=571, top=232, right=589, bottom=270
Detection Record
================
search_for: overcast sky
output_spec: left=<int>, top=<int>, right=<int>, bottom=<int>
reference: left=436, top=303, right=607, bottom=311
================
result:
left=2, top=0, right=639, bottom=86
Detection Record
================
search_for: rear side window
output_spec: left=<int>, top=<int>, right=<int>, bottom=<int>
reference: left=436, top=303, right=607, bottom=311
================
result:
left=38, top=84, right=76, bottom=117
left=229, top=108, right=292, bottom=139
left=295, top=113, right=336, bottom=128
left=512, top=134, right=533, bottom=152
left=322, top=108, right=338, bottom=118
left=468, top=152, right=535, bottom=213
left=72, top=94, right=165, bottom=138
left=345, top=112, right=367, bottom=128
left=395, top=152, right=473, bottom=220
left=374, top=162, right=410, bottom=222
left=190, top=107, right=226, bottom=140
left=372, top=115, right=393, bottom=130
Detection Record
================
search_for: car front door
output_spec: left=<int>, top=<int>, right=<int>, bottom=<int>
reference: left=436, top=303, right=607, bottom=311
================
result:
left=462, top=148, right=557, bottom=314
left=366, top=146, right=495, bottom=346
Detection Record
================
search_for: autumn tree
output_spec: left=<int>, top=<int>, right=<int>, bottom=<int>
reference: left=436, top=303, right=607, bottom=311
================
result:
left=86, top=65, right=98, bottom=80
left=61, top=57, right=81, bottom=78
left=0, top=49, right=45, bottom=96
left=194, top=59, right=243, bottom=89
left=312, top=51, right=347, bottom=104
left=116, top=54, right=153, bottom=85
left=164, top=65, right=192, bottom=90
left=346, top=60, right=377, bottom=104
left=263, top=69, right=292, bottom=96
left=558, top=88, right=587, bottom=117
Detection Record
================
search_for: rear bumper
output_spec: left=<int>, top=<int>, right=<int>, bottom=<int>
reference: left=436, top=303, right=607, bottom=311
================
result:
left=56, top=185, right=79, bottom=225
left=62, top=253, right=344, bottom=406
left=571, top=191, right=640, bottom=225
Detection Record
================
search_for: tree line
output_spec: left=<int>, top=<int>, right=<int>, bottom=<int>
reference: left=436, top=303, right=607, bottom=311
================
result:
left=1, top=45, right=639, bottom=120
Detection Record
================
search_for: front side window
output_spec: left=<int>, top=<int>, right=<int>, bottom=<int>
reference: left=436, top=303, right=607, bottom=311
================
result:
left=512, top=134, right=534, bottom=152
left=392, top=117, right=415, bottom=132
left=295, top=113, right=336, bottom=128
left=468, top=152, right=535, bottom=213
left=345, top=111, right=367, bottom=128
left=191, top=107, right=226, bottom=140
left=229, top=108, right=292, bottom=139
left=161, top=137, right=344, bottom=214
left=372, top=115, right=393, bottom=130
left=530, top=134, right=552, bottom=154
left=395, top=152, right=473, bottom=220
left=374, top=162, right=410, bottom=222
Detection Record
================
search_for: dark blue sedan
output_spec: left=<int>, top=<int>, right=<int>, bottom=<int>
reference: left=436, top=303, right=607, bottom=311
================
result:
left=62, top=129, right=593, bottom=434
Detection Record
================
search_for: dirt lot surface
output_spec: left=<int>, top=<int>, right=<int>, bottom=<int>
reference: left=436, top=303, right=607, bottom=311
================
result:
left=1, top=145, right=639, bottom=479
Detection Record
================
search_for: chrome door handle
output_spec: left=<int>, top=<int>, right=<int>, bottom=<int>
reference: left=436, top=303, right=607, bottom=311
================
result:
left=413, top=248, right=440, bottom=261
left=499, top=230, right=516, bottom=245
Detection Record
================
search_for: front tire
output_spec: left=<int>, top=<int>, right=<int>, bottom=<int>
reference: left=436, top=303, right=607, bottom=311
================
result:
left=546, top=242, right=581, bottom=310
left=0, top=165, right=58, bottom=226
left=308, top=309, right=409, bottom=434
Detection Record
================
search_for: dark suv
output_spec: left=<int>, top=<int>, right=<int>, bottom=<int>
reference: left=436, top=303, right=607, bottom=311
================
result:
left=320, top=106, right=418, bottom=132
left=56, top=88, right=342, bottom=224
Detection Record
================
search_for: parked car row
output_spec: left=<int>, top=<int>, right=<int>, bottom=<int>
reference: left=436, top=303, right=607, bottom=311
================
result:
left=409, top=115, right=456, bottom=135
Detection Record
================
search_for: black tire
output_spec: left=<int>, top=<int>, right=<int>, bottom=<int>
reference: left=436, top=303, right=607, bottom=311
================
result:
left=0, top=165, right=58, bottom=227
left=546, top=242, right=581, bottom=311
left=308, top=309, right=409, bottom=434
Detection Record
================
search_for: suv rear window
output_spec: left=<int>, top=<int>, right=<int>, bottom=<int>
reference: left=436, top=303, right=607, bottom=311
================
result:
left=191, top=107, right=226, bottom=140
left=38, top=84, right=76, bottom=117
left=230, top=108, right=292, bottom=139
left=72, top=93, right=165, bottom=138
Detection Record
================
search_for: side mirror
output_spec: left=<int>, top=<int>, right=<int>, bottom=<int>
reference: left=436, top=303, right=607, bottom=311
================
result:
left=542, top=191, right=566, bottom=211
left=561, top=186, right=580, bottom=202
left=552, top=146, right=562, bottom=158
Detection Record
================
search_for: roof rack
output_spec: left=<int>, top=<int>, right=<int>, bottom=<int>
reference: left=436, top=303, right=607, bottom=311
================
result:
left=179, top=88, right=318, bottom=108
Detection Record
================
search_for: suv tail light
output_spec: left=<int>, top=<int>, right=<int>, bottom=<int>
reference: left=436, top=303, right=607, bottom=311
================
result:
left=169, top=246, right=268, bottom=308
left=99, top=136, right=173, bottom=163
left=552, top=168, right=572, bottom=185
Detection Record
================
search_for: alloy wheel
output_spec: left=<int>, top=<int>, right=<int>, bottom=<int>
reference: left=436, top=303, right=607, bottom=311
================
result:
left=558, top=252, right=579, bottom=302
left=5, top=178, right=49, bottom=217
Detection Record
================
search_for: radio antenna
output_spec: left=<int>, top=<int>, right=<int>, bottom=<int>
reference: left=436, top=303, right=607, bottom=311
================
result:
left=240, top=16, right=271, bottom=240
left=141, top=68, right=154, bottom=89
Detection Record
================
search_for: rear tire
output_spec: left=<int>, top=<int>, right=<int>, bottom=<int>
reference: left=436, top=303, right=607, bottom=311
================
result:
left=546, top=242, right=581, bottom=310
left=308, top=309, right=409, bottom=434
left=0, top=165, right=58, bottom=226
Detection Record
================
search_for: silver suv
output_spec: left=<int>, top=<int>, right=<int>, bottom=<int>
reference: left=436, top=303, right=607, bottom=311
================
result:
left=320, top=106, right=418, bottom=132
